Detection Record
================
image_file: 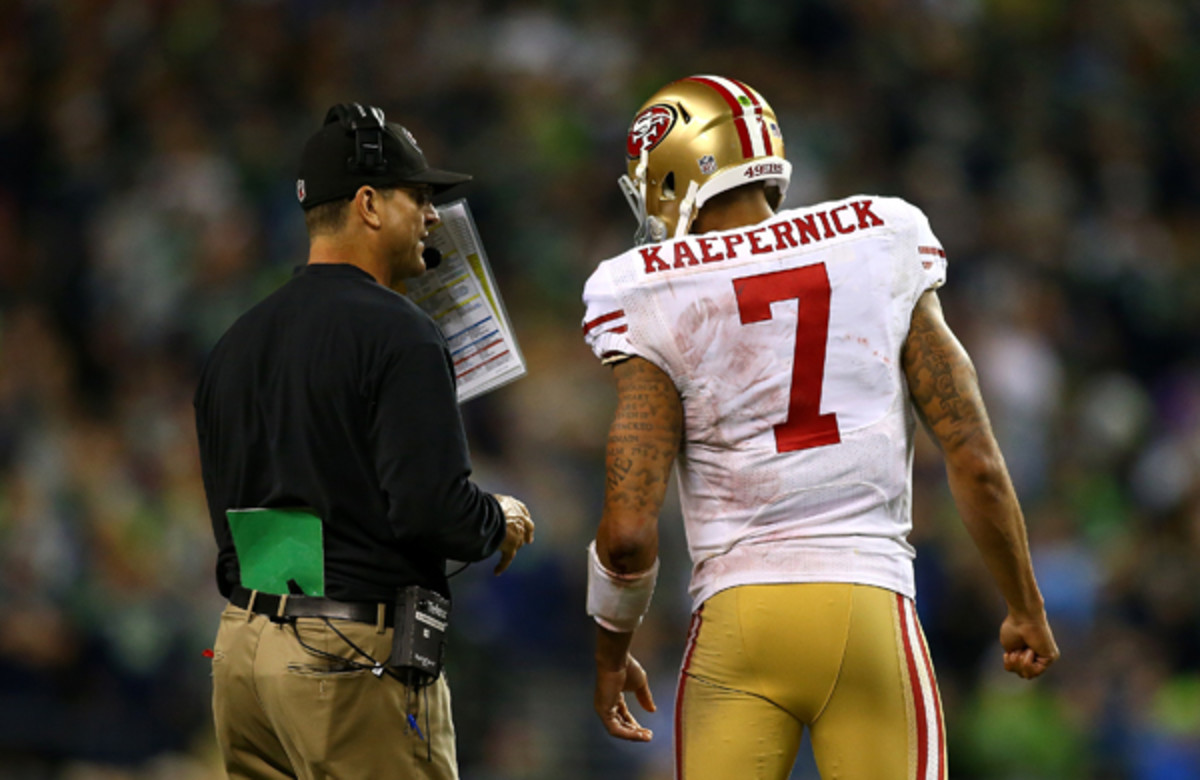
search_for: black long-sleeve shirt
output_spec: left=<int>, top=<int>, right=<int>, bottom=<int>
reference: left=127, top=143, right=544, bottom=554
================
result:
left=194, top=263, right=505, bottom=602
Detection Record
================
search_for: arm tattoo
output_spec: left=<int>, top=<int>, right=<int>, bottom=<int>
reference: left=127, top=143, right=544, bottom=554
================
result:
left=902, top=294, right=991, bottom=452
left=607, top=456, right=633, bottom=492
left=604, top=359, right=683, bottom=517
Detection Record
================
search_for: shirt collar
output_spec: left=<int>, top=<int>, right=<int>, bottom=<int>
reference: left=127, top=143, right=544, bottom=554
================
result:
left=294, top=263, right=377, bottom=283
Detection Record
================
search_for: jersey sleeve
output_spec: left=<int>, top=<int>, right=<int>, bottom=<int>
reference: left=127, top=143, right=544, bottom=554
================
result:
left=870, top=195, right=948, bottom=303
left=909, top=202, right=948, bottom=292
left=582, top=262, right=635, bottom=365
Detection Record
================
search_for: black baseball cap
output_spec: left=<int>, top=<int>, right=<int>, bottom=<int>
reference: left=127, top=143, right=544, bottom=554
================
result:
left=296, top=102, right=472, bottom=210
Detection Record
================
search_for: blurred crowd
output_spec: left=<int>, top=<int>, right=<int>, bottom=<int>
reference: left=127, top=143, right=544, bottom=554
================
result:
left=1, top=0, right=1198, bottom=778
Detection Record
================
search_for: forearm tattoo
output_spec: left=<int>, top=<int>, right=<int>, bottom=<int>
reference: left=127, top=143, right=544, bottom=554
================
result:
left=902, top=296, right=990, bottom=452
left=605, top=359, right=683, bottom=515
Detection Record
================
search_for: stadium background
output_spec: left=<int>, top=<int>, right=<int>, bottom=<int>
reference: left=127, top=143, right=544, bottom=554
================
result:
left=1, top=0, right=1199, bottom=777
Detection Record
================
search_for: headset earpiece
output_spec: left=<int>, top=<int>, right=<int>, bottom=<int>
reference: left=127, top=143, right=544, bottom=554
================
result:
left=323, top=103, right=388, bottom=174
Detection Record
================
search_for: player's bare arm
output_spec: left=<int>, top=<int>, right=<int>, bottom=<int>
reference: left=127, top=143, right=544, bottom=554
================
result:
left=902, top=290, right=1060, bottom=679
left=592, top=356, right=683, bottom=741
left=598, top=356, right=683, bottom=570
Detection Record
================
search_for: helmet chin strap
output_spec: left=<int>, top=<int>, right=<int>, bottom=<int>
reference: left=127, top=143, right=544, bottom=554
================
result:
left=673, top=180, right=701, bottom=239
left=619, top=150, right=667, bottom=245
left=618, top=174, right=646, bottom=238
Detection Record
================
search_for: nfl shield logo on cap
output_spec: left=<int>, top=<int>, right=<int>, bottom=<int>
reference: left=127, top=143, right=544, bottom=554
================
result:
left=296, top=179, right=307, bottom=203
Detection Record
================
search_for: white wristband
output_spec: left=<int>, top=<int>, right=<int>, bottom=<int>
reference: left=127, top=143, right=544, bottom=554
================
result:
left=586, top=540, right=659, bottom=633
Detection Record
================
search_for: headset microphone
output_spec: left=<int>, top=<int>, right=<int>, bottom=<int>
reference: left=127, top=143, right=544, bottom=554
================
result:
left=422, top=246, right=442, bottom=270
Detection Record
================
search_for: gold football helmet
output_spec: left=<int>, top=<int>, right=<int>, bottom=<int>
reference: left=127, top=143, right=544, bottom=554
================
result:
left=619, top=75, right=791, bottom=244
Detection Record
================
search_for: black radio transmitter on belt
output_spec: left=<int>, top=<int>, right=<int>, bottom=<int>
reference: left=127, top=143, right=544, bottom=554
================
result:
left=389, top=585, right=450, bottom=687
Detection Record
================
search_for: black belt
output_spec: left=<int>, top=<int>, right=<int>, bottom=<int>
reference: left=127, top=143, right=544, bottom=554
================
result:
left=230, top=586, right=395, bottom=628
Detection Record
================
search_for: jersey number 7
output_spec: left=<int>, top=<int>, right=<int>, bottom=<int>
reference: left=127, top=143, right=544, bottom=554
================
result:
left=733, top=264, right=842, bottom=453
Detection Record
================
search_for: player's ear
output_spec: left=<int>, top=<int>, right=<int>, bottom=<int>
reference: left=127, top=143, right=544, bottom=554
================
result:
left=352, top=186, right=384, bottom=229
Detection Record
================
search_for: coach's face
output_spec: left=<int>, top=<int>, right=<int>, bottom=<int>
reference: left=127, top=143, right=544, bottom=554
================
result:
left=385, top=185, right=439, bottom=280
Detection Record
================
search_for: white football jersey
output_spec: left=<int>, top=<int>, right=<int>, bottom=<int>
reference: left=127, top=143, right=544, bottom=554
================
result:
left=582, top=196, right=947, bottom=610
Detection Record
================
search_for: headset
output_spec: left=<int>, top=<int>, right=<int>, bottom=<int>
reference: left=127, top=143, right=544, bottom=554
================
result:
left=324, top=102, right=389, bottom=174
left=321, top=103, right=442, bottom=270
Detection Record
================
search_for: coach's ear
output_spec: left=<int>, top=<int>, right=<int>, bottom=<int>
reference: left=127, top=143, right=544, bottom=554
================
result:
left=352, top=186, right=384, bottom=230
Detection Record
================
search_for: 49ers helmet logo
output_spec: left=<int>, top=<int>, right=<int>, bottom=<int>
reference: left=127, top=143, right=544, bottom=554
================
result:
left=626, top=104, right=677, bottom=159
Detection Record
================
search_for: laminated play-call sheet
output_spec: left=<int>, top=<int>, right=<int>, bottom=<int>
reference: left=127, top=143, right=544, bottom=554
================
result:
left=400, top=199, right=527, bottom=403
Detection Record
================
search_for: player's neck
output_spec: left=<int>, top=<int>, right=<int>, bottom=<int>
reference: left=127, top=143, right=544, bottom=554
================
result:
left=691, top=191, right=774, bottom=234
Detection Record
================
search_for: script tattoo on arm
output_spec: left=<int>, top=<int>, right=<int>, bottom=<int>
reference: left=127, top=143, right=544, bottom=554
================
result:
left=902, top=291, right=992, bottom=453
left=607, top=456, right=633, bottom=493
left=598, top=357, right=683, bottom=571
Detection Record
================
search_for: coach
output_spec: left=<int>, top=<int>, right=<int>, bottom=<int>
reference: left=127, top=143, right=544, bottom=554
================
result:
left=194, top=103, right=534, bottom=779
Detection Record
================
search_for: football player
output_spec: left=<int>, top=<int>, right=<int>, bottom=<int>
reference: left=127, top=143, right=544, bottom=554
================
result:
left=581, top=75, right=1059, bottom=779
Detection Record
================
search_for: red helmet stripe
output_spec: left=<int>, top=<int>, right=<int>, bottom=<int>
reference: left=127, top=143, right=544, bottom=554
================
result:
left=730, top=77, right=774, bottom=154
left=685, top=76, right=754, bottom=159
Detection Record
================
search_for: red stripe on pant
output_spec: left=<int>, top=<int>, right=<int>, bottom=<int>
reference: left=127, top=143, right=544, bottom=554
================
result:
left=674, top=608, right=704, bottom=780
left=914, top=604, right=945, bottom=779
left=897, top=594, right=930, bottom=780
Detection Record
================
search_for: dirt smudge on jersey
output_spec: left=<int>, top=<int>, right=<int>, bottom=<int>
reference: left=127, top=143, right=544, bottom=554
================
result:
left=673, top=295, right=786, bottom=450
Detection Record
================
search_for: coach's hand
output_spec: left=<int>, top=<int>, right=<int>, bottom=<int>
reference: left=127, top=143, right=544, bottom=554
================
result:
left=493, top=494, right=535, bottom=575
left=1000, top=609, right=1059, bottom=679
left=595, top=652, right=656, bottom=742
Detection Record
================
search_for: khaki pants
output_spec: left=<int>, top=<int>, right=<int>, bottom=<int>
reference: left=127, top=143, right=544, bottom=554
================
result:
left=211, top=603, right=458, bottom=780
left=676, top=584, right=946, bottom=780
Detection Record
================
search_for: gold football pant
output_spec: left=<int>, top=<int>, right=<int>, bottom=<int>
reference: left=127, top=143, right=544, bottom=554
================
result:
left=211, top=603, right=458, bottom=780
left=675, top=583, right=945, bottom=780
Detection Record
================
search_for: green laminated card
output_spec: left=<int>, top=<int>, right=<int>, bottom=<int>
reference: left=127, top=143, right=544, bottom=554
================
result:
left=226, top=508, right=325, bottom=597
